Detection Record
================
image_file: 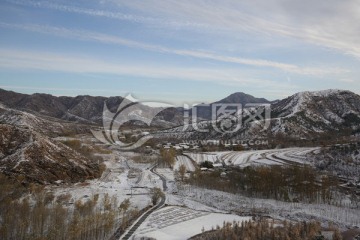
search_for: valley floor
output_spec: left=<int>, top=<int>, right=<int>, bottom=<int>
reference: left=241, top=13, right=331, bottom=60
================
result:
left=48, top=147, right=360, bottom=240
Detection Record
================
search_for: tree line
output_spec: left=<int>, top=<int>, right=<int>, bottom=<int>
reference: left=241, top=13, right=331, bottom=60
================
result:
left=0, top=173, right=137, bottom=240
left=191, top=220, right=342, bottom=240
left=188, top=165, right=339, bottom=204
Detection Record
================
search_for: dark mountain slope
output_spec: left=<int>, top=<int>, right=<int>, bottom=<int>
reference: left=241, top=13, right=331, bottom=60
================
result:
left=193, top=92, right=270, bottom=120
left=0, top=124, right=103, bottom=184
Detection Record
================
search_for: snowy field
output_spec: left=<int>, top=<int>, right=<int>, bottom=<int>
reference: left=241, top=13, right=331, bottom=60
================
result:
left=177, top=185, right=360, bottom=228
left=155, top=168, right=175, bottom=182
left=48, top=150, right=162, bottom=213
left=165, top=194, right=226, bottom=213
left=46, top=146, right=358, bottom=240
left=185, top=147, right=319, bottom=167
left=133, top=206, right=251, bottom=240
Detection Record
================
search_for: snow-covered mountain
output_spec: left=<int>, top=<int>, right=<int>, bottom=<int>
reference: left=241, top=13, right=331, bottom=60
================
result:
left=0, top=103, right=92, bottom=136
left=0, top=88, right=124, bottom=124
left=0, top=88, right=181, bottom=126
left=1, top=88, right=359, bottom=140
left=154, top=89, right=360, bottom=140
left=271, top=89, right=360, bottom=136
left=1, top=88, right=359, bottom=182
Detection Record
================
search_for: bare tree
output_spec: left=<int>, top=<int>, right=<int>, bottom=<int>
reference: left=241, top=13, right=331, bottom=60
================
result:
left=119, top=198, right=131, bottom=228
left=150, top=187, right=164, bottom=205
left=179, top=164, right=187, bottom=181
left=160, top=148, right=176, bottom=168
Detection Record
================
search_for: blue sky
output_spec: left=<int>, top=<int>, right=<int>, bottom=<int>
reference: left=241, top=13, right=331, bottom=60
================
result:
left=0, top=0, right=359, bottom=105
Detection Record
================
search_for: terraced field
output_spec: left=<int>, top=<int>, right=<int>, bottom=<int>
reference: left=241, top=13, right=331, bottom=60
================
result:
left=183, top=152, right=221, bottom=164
left=133, top=206, right=251, bottom=240
left=184, top=147, right=319, bottom=168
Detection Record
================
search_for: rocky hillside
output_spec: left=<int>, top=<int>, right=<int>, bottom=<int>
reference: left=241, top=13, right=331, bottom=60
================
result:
left=0, top=124, right=103, bottom=184
left=313, top=143, right=360, bottom=180
left=0, top=88, right=181, bottom=126
left=271, top=90, right=360, bottom=136
left=1, top=88, right=359, bottom=140
left=0, top=88, right=122, bottom=123
left=0, top=104, right=93, bottom=137
left=155, top=89, right=360, bottom=140
left=0, top=89, right=272, bottom=127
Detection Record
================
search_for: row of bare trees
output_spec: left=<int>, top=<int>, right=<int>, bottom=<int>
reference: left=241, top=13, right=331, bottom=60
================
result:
left=192, top=220, right=342, bottom=240
left=0, top=173, right=137, bottom=240
left=188, top=165, right=339, bottom=204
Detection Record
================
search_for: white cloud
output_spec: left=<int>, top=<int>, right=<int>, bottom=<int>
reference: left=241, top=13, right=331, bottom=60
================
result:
left=0, top=22, right=348, bottom=76
left=338, top=78, right=355, bottom=83
left=8, top=0, right=360, bottom=59
left=6, top=0, right=207, bottom=29
left=112, top=0, right=360, bottom=59
left=0, top=48, right=295, bottom=90
left=0, top=85, right=128, bottom=94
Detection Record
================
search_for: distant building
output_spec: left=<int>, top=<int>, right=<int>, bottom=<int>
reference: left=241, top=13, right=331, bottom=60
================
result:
left=174, top=145, right=182, bottom=150
left=118, top=136, right=126, bottom=140
left=213, top=163, right=223, bottom=168
left=140, top=131, right=150, bottom=136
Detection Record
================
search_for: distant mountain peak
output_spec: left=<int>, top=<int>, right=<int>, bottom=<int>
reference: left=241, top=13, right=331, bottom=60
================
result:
left=216, top=92, right=270, bottom=104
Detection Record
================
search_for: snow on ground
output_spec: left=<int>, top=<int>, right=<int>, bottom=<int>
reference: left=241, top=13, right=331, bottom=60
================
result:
left=133, top=206, right=251, bottom=240
left=274, top=150, right=311, bottom=164
left=165, top=194, right=226, bottom=213
left=251, top=158, right=283, bottom=166
left=220, top=150, right=255, bottom=165
left=137, top=169, right=159, bottom=187
left=155, top=168, right=175, bottom=182
left=46, top=146, right=355, bottom=240
left=49, top=150, right=161, bottom=213
left=185, top=147, right=319, bottom=167
left=184, top=152, right=221, bottom=164
left=174, top=155, right=196, bottom=172
left=177, top=185, right=360, bottom=228
left=51, top=170, right=151, bottom=212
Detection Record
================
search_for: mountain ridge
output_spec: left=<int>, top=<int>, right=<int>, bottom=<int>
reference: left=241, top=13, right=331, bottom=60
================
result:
left=1, top=88, right=359, bottom=137
left=154, top=89, right=360, bottom=140
left=1, top=88, right=360, bottom=183
left=0, top=88, right=183, bottom=126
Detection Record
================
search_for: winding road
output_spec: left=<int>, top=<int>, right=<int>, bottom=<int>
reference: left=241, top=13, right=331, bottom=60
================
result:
left=116, top=164, right=167, bottom=240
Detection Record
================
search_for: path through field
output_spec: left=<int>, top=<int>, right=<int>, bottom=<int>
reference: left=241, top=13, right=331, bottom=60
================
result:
left=119, top=164, right=167, bottom=240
